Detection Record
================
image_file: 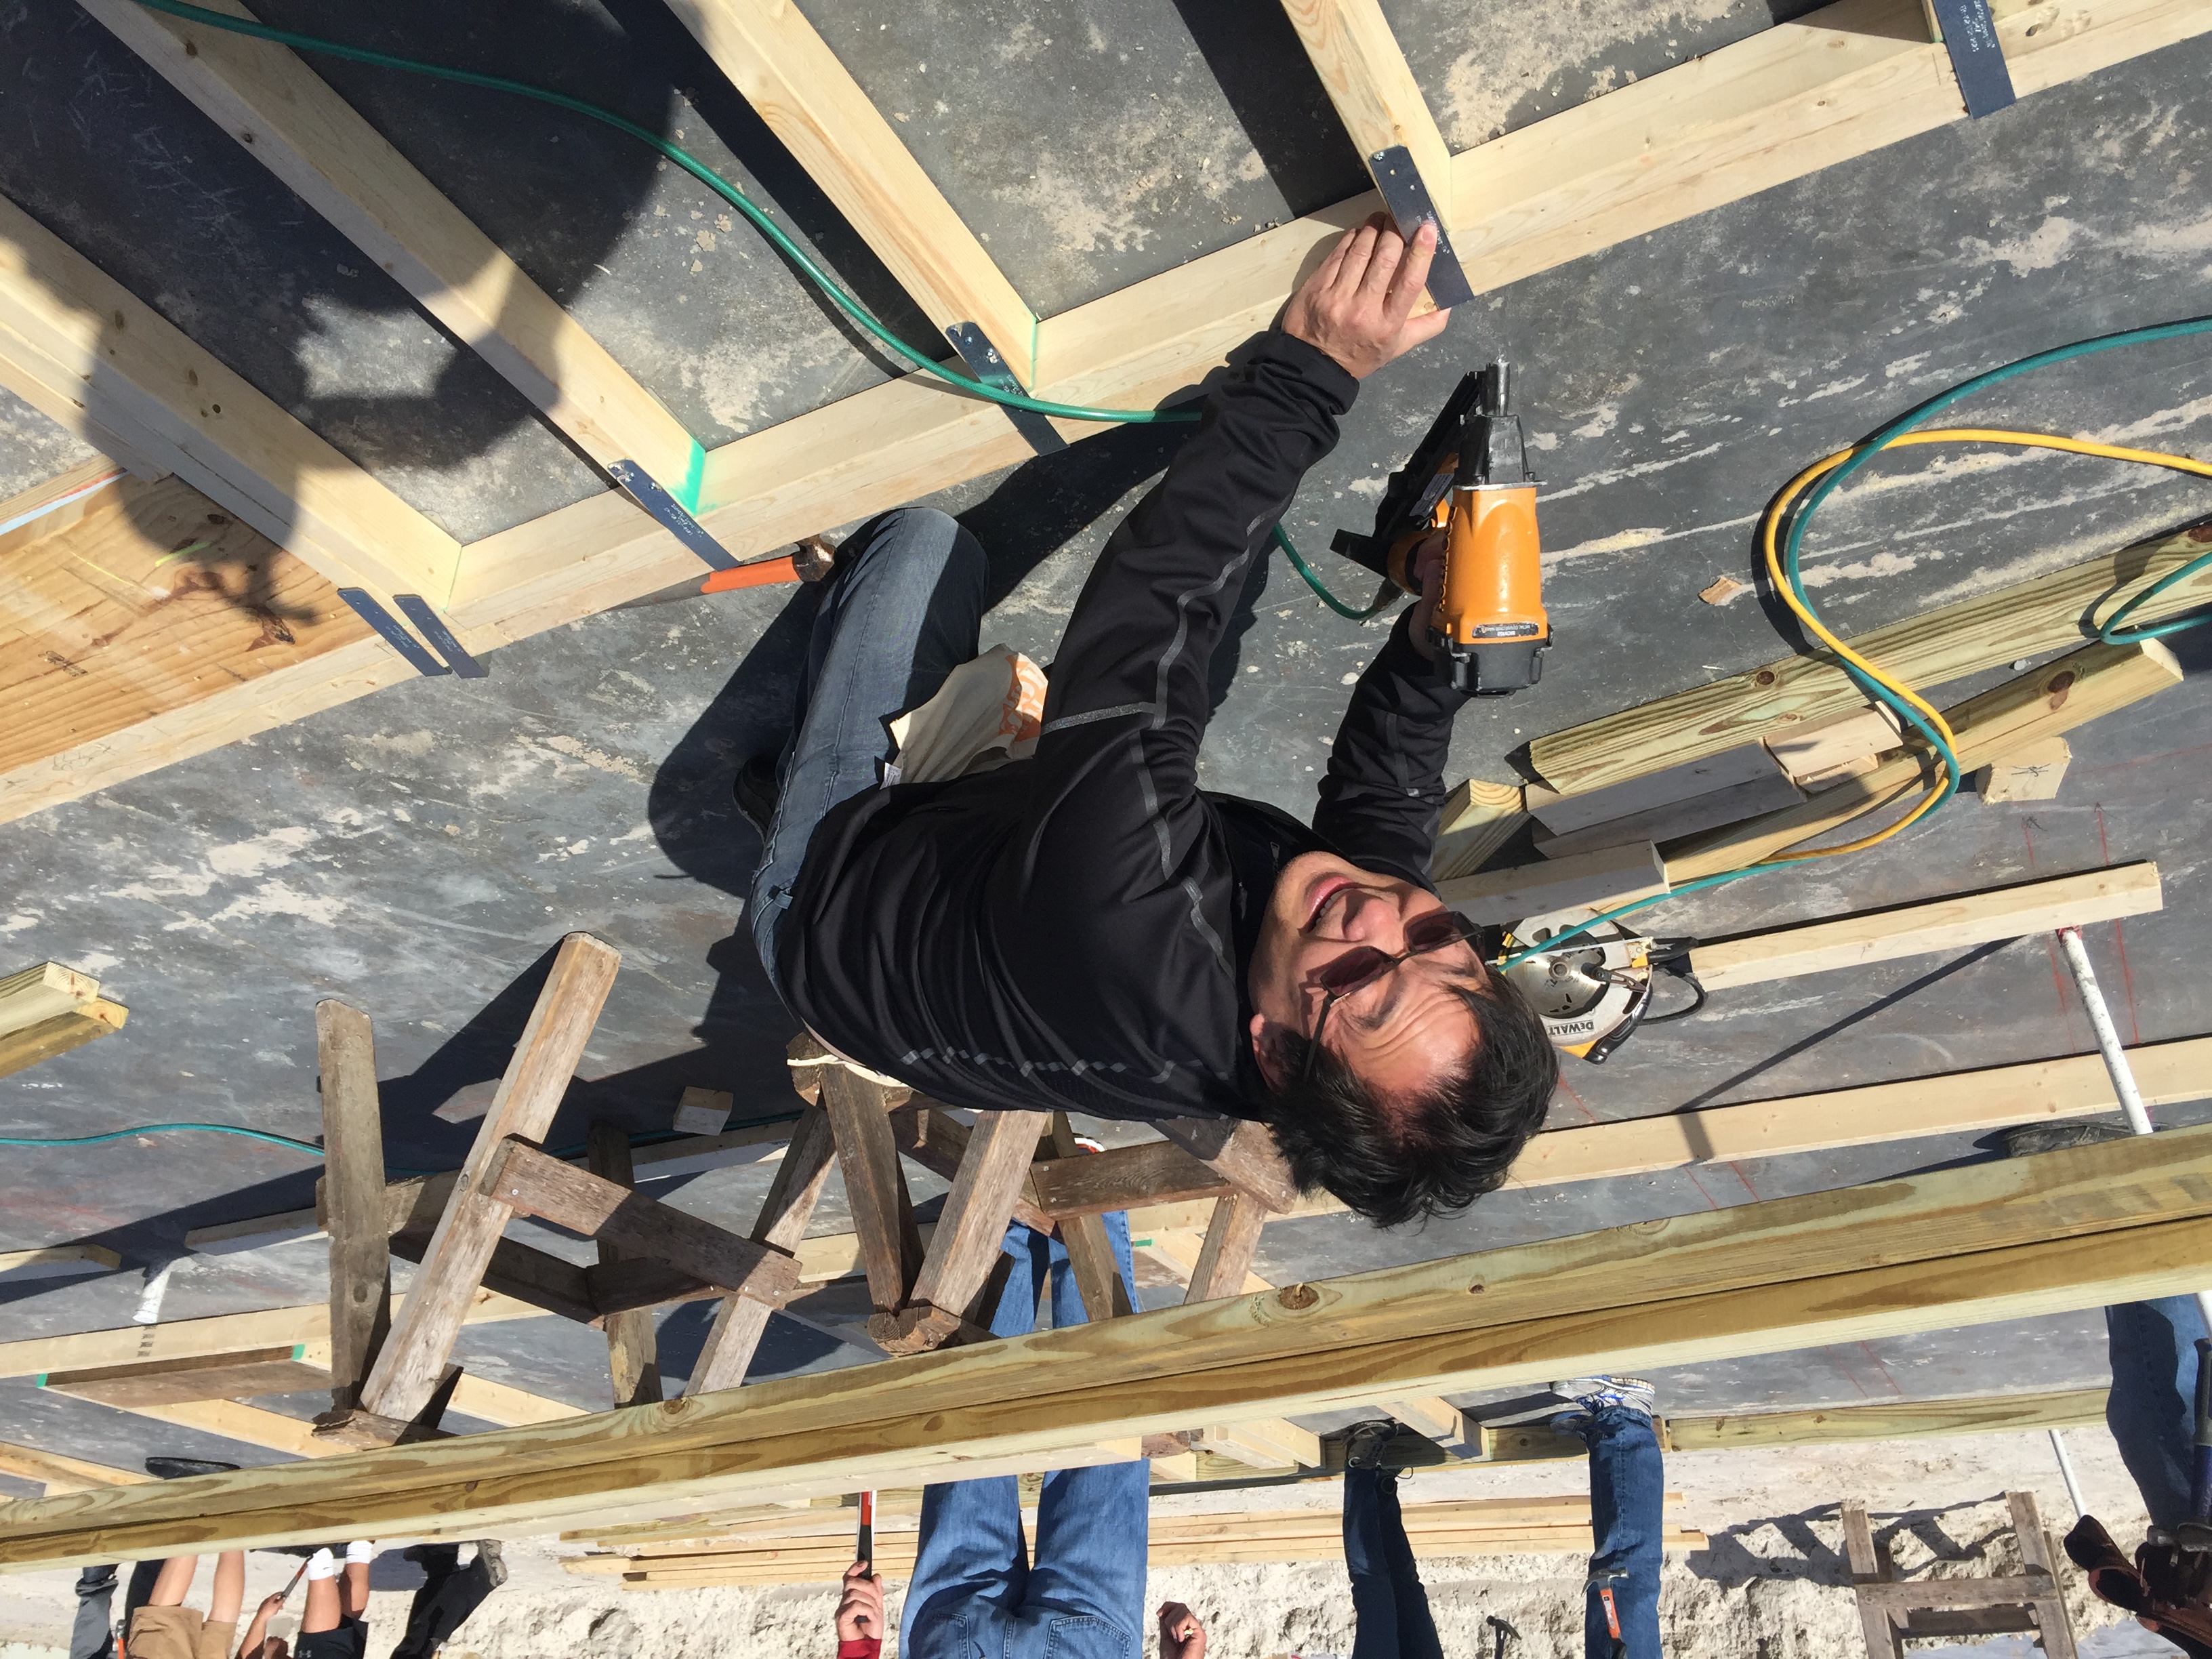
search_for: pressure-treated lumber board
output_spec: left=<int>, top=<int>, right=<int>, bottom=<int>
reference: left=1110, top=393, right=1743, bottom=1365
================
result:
left=0, top=196, right=461, bottom=604
left=107, top=1399, right=341, bottom=1460
left=1977, top=736, right=2072, bottom=802
left=0, top=998, right=126, bottom=1080
left=1688, top=863, right=2162, bottom=991
left=0, top=1246, right=121, bottom=1282
left=1, top=472, right=374, bottom=819
left=1195, top=1417, right=1324, bottom=1472
left=1507, top=1036, right=2212, bottom=1187
left=0, top=1441, right=149, bottom=1495
left=41, top=1346, right=329, bottom=1408
left=659, top=0, right=1037, bottom=386
left=480, top=1138, right=796, bottom=1305
left=1533, top=764, right=1805, bottom=860
left=1664, top=638, right=2183, bottom=881
left=688, top=1105, right=838, bottom=1397
left=1533, top=515, right=2212, bottom=797
left=8, top=1128, right=2211, bottom=1564
left=1526, top=744, right=1789, bottom=836
left=0, top=962, right=99, bottom=1035
left=77, top=0, right=701, bottom=499
left=360, top=933, right=621, bottom=1423
left=1765, top=705, right=1904, bottom=787
left=446, top=1374, right=588, bottom=1429
left=1664, top=1387, right=2106, bottom=1452
left=1439, top=840, right=1667, bottom=922
left=1278, top=0, right=1452, bottom=194
left=1430, top=779, right=1527, bottom=882
left=316, top=1000, right=387, bottom=1415
left=588, top=1122, right=663, bottom=1410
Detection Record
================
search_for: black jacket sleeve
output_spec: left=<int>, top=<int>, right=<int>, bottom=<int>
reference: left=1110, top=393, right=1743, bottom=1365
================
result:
left=1311, top=603, right=1471, bottom=887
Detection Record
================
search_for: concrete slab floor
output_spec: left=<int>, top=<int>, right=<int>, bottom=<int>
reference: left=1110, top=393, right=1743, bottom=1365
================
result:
left=1, top=8, right=2209, bottom=1480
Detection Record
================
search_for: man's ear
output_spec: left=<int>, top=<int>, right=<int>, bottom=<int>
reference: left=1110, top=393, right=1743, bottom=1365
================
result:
left=1250, top=1012, right=1288, bottom=1093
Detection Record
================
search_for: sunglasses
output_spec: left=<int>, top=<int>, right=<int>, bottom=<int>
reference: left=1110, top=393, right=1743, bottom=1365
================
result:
left=1301, top=909, right=1483, bottom=1080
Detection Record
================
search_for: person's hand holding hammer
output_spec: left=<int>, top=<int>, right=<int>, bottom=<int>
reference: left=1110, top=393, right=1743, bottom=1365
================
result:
left=1157, top=1600, right=1208, bottom=1659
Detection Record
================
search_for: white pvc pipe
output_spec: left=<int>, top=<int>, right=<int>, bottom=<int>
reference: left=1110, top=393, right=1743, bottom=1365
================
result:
left=2048, top=1427, right=2087, bottom=1520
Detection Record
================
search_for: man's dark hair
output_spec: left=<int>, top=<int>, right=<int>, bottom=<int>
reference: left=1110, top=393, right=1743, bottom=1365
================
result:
left=1263, top=974, right=1557, bottom=1227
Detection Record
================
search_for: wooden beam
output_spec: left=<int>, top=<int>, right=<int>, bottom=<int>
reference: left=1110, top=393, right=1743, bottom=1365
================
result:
left=109, top=1399, right=343, bottom=1460
left=316, top=1000, right=387, bottom=1415
left=878, top=1109, right=1048, bottom=1354
left=1688, top=863, right=2162, bottom=991
left=1438, top=839, right=1666, bottom=922
left=77, top=0, right=701, bottom=499
left=1027, top=1137, right=1230, bottom=1221
left=1184, top=1192, right=1269, bottom=1306
left=388, top=1226, right=601, bottom=1328
left=480, top=1138, right=797, bottom=1306
left=1048, top=1115, right=1136, bottom=1326
left=1664, top=638, right=2183, bottom=882
left=1662, top=1387, right=2105, bottom=1452
left=8, top=1126, right=2211, bottom=1563
left=1977, top=735, right=2072, bottom=802
left=0, top=998, right=126, bottom=1080
left=0, top=194, right=461, bottom=604
left=1534, top=764, right=1804, bottom=861
left=588, top=1122, right=663, bottom=1410
left=1156, top=1119, right=1300, bottom=1213
left=0, top=1246, right=121, bottom=1282
left=821, top=1066, right=922, bottom=1315
left=1430, top=779, right=1526, bottom=882
left=688, top=1105, right=837, bottom=1396
left=359, top=933, right=621, bottom=1422
left=0, top=962, right=100, bottom=1034
left=659, top=0, right=1038, bottom=385
left=0, top=1441, right=150, bottom=1494
left=1532, top=516, right=2212, bottom=798
left=41, top=1347, right=330, bottom=1408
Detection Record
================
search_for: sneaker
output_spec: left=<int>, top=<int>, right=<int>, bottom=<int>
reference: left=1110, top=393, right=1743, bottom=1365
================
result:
left=2002, top=1120, right=2134, bottom=1156
left=1342, top=1418, right=1399, bottom=1471
left=732, top=754, right=780, bottom=840
left=1549, top=1376, right=1656, bottom=1418
left=144, top=1456, right=240, bottom=1480
left=473, top=1540, right=507, bottom=1589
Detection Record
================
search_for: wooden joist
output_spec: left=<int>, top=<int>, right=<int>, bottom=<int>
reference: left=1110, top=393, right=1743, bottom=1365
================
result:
left=0, top=194, right=462, bottom=605
left=0, top=1246, right=121, bottom=1282
left=1687, top=863, right=2162, bottom=991
left=5, top=1125, right=2209, bottom=1564
left=79, top=0, right=703, bottom=501
left=40, top=1346, right=329, bottom=1409
left=0, top=996, right=127, bottom=1082
left=0, top=1441, right=149, bottom=1496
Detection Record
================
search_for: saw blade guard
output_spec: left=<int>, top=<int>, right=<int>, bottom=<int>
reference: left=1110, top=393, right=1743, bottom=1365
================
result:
left=1500, top=907, right=1654, bottom=1063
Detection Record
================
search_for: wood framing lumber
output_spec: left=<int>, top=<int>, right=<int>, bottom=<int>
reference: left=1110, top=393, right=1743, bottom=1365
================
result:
left=1430, top=779, right=1526, bottom=882
left=1843, top=1500, right=1905, bottom=1657
left=0, top=456, right=127, bottom=545
left=821, top=1065, right=924, bottom=1315
left=1277, top=0, right=1452, bottom=212
left=0, top=962, right=99, bottom=1035
left=672, top=1088, right=733, bottom=1136
left=1526, top=743, right=1790, bottom=837
left=0, top=194, right=461, bottom=604
left=1028, top=1137, right=1231, bottom=1221
left=1139, top=1228, right=1272, bottom=1298
left=0, top=998, right=126, bottom=1080
left=480, top=1139, right=796, bottom=1307
left=1158, top=1118, right=1300, bottom=1212
left=1534, top=765, right=1805, bottom=861
left=0, top=1441, right=149, bottom=1496
left=1049, top=1113, right=1138, bottom=1325
left=359, top=933, right=621, bottom=1423
left=12, top=1126, right=2212, bottom=1564
left=1977, top=736, right=2072, bottom=802
left=890, top=1105, right=1056, bottom=1234
left=108, top=1399, right=343, bottom=1460
left=1765, top=704, right=1904, bottom=788
left=40, top=1346, right=329, bottom=1408
left=1382, top=1396, right=1479, bottom=1456
left=1688, top=863, right=2162, bottom=991
left=1664, top=638, right=2184, bottom=881
left=688, top=1105, right=837, bottom=1397
left=1184, top=1192, right=1269, bottom=1306
left=388, top=1225, right=600, bottom=1328
left=588, top=1122, right=663, bottom=1409
left=659, top=0, right=1038, bottom=386
left=0, top=1246, right=121, bottom=1282
left=445, top=1374, right=588, bottom=1429
left=316, top=1000, right=387, bottom=1415
left=1439, top=840, right=1667, bottom=923
left=1195, top=1416, right=1324, bottom=1472
left=878, top=1109, right=1050, bottom=1354
left=1663, top=1387, right=2105, bottom=1452
left=79, top=0, right=701, bottom=498
left=1532, top=516, right=2212, bottom=798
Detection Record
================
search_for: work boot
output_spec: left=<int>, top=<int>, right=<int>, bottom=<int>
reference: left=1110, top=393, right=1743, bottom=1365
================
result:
left=144, top=1456, right=239, bottom=1480
left=732, top=754, right=780, bottom=840
left=1342, top=1418, right=1400, bottom=1471
left=473, top=1539, right=508, bottom=1589
left=2002, top=1120, right=2134, bottom=1156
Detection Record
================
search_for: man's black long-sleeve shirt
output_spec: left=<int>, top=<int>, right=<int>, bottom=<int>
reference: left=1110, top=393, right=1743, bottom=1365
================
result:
left=777, top=333, right=1471, bottom=1124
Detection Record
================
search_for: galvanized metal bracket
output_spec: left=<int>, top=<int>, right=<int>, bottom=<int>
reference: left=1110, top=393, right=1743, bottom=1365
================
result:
left=1367, top=146, right=1475, bottom=310
left=609, top=459, right=741, bottom=571
left=945, top=324, right=1067, bottom=456
left=1927, top=0, right=2016, bottom=117
left=393, top=595, right=489, bottom=679
left=337, top=590, right=449, bottom=678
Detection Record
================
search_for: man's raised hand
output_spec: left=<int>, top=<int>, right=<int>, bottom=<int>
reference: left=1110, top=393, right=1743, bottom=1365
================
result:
left=1281, top=214, right=1451, bottom=379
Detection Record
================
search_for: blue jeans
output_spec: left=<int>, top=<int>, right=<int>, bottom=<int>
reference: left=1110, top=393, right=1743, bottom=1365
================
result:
left=2106, top=1296, right=2209, bottom=1531
left=902, top=1216, right=1146, bottom=1659
left=1344, top=1469, right=1442, bottom=1659
left=1580, top=1408, right=1664, bottom=1659
left=748, top=506, right=990, bottom=1000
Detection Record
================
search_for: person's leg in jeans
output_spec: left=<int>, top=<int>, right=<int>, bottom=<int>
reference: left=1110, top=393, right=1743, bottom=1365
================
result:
left=748, top=507, right=989, bottom=996
left=2106, top=1296, right=2207, bottom=1531
left=68, top=1565, right=117, bottom=1659
left=390, top=1544, right=497, bottom=1659
left=1021, top=1210, right=1149, bottom=1650
left=1343, top=1464, right=1442, bottom=1659
left=1581, top=1408, right=1665, bottom=1658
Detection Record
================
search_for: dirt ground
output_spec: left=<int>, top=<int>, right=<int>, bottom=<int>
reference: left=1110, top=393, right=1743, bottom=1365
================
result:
left=0, top=1422, right=2173, bottom=1658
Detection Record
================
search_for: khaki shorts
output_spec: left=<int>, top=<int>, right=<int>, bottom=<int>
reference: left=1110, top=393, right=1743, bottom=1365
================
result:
left=127, top=1604, right=237, bottom=1659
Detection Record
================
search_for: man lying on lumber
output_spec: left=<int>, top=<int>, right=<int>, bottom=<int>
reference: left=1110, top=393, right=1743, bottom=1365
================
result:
left=741, top=215, right=1557, bottom=1227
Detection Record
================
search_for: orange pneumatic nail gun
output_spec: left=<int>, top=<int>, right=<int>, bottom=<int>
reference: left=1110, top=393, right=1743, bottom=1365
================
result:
left=1331, top=361, right=1551, bottom=695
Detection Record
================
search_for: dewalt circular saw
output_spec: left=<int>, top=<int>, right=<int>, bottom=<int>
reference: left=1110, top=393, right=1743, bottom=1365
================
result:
left=1498, top=907, right=1700, bottom=1064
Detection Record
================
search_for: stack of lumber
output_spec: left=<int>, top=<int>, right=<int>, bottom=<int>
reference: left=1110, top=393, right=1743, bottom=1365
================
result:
left=571, top=1497, right=1704, bottom=1587
left=0, top=962, right=126, bottom=1080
